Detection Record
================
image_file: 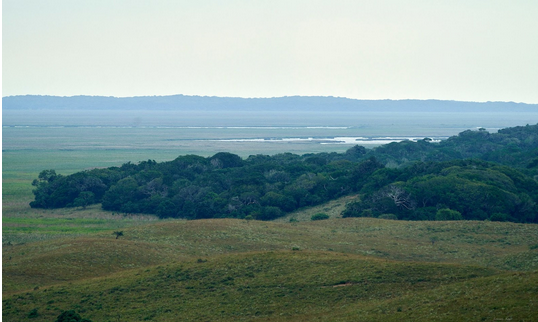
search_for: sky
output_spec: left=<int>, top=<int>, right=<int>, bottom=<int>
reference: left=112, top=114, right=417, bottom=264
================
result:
left=3, top=0, right=538, bottom=103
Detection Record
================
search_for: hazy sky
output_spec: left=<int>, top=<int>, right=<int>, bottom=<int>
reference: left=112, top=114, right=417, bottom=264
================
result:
left=3, top=1, right=538, bottom=103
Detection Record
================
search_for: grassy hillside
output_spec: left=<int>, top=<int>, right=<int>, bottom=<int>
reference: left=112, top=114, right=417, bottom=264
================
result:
left=3, top=250, right=537, bottom=321
left=4, top=216, right=538, bottom=294
left=3, top=172, right=538, bottom=320
left=3, top=209, right=538, bottom=321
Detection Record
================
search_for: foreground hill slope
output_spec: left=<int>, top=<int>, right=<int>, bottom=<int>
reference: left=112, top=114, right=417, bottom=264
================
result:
left=3, top=250, right=537, bottom=321
left=4, top=217, right=538, bottom=294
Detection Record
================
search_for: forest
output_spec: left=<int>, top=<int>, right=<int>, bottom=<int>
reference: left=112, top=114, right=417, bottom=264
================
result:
left=30, top=124, right=538, bottom=223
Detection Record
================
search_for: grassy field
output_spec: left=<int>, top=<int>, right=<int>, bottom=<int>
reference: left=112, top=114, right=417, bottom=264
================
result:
left=4, top=217, right=538, bottom=319
left=3, top=124, right=538, bottom=321
left=5, top=250, right=537, bottom=322
left=3, top=211, right=538, bottom=321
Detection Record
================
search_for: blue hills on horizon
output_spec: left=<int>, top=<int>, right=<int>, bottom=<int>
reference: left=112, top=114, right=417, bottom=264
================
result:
left=3, top=94, right=536, bottom=112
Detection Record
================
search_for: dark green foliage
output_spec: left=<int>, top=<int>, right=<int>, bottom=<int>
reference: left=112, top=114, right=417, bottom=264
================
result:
left=209, top=152, right=244, bottom=168
left=257, top=206, right=282, bottom=221
left=73, top=191, right=95, bottom=209
left=28, top=308, right=39, bottom=318
left=311, top=213, right=330, bottom=221
left=374, top=124, right=538, bottom=168
left=260, top=191, right=296, bottom=212
left=344, top=144, right=367, bottom=160
left=342, top=160, right=538, bottom=223
left=436, top=208, right=463, bottom=221
left=30, top=151, right=383, bottom=221
left=30, top=124, right=538, bottom=223
left=30, top=169, right=111, bottom=209
left=55, top=310, right=92, bottom=322
left=490, top=213, right=510, bottom=222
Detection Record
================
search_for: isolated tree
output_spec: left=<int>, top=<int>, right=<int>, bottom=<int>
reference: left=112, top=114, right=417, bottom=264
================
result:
left=112, top=231, right=124, bottom=239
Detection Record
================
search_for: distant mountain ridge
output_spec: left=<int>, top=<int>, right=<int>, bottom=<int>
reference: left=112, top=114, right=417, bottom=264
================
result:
left=3, top=95, right=536, bottom=112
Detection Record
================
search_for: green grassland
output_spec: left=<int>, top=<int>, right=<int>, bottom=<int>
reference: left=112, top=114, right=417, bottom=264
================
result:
left=3, top=211, right=538, bottom=320
left=3, top=125, right=538, bottom=321
left=3, top=248, right=538, bottom=321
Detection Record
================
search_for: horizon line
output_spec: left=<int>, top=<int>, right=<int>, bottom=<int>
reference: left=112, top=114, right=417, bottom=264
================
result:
left=2, top=94, right=535, bottom=105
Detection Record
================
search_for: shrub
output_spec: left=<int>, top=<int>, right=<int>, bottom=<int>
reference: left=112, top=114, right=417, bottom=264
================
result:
left=435, top=208, right=463, bottom=221
left=490, top=213, right=508, bottom=222
left=55, top=310, right=92, bottom=322
left=378, top=214, right=398, bottom=220
left=28, top=308, right=39, bottom=319
left=409, top=207, right=436, bottom=221
left=311, top=213, right=330, bottom=221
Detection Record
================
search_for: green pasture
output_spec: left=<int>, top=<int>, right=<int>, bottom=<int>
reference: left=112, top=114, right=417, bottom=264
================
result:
left=3, top=249, right=537, bottom=321
left=3, top=215, right=155, bottom=234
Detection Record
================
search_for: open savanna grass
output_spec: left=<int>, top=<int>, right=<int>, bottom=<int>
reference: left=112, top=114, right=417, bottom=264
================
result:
left=117, top=218, right=538, bottom=270
left=2, top=176, right=36, bottom=213
left=7, top=250, right=533, bottom=322
left=2, top=237, right=173, bottom=295
left=337, top=270, right=538, bottom=322
left=4, top=217, right=538, bottom=295
left=2, top=202, right=160, bottom=245
left=274, top=195, right=357, bottom=222
left=3, top=251, right=495, bottom=321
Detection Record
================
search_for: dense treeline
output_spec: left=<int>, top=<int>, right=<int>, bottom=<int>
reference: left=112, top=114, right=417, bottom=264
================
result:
left=342, top=159, right=538, bottom=222
left=31, top=124, right=538, bottom=223
left=370, top=124, right=538, bottom=168
left=30, top=151, right=382, bottom=220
